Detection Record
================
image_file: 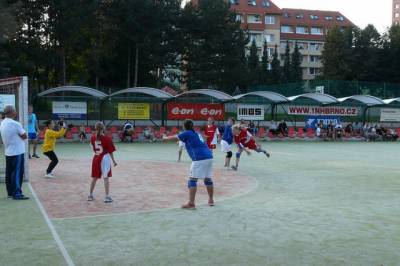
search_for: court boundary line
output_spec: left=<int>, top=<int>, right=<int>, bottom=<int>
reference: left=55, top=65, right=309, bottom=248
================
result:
left=52, top=178, right=259, bottom=221
left=28, top=183, right=75, bottom=266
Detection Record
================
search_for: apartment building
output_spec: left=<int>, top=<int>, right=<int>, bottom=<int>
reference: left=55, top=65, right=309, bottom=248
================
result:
left=280, top=9, right=353, bottom=80
left=394, top=0, right=400, bottom=25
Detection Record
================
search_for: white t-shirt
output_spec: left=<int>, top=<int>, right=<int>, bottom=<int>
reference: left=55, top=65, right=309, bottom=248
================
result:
left=0, top=118, right=26, bottom=156
left=316, top=127, right=321, bottom=137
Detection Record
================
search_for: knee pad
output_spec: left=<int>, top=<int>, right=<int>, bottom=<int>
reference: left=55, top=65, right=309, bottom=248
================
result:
left=188, top=179, right=198, bottom=188
left=204, top=178, right=213, bottom=186
left=226, top=151, right=232, bottom=158
left=236, top=152, right=242, bottom=159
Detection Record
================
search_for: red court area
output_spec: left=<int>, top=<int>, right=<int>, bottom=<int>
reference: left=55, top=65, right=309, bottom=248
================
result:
left=30, top=159, right=256, bottom=219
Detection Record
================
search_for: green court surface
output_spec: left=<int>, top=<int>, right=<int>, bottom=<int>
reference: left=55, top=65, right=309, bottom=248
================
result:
left=1, top=142, right=400, bottom=266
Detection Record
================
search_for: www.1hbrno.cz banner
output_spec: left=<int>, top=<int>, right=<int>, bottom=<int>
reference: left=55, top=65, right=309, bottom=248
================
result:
left=167, top=103, right=224, bottom=120
left=286, top=105, right=358, bottom=116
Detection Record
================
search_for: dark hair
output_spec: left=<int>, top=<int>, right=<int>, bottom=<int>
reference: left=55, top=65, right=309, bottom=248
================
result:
left=44, top=120, right=53, bottom=127
left=184, top=119, right=194, bottom=131
left=228, top=117, right=235, bottom=123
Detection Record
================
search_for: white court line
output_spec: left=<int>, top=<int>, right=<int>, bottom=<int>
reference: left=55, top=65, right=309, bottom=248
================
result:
left=27, top=183, right=75, bottom=266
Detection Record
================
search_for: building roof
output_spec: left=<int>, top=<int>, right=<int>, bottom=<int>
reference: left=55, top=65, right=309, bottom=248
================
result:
left=229, top=0, right=282, bottom=15
left=288, top=93, right=339, bottom=105
left=234, top=91, right=289, bottom=103
left=338, top=95, right=385, bottom=106
left=109, top=87, right=173, bottom=99
left=37, top=86, right=108, bottom=99
left=175, top=89, right=233, bottom=101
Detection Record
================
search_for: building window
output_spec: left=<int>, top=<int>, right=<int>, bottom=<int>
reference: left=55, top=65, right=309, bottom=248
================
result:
left=295, top=14, right=304, bottom=19
left=396, top=13, right=400, bottom=18
left=280, top=41, right=287, bottom=49
left=265, top=16, right=275, bottom=24
left=310, top=55, right=321, bottom=63
left=396, top=4, right=400, bottom=9
left=229, top=0, right=239, bottom=5
left=265, top=34, right=275, bottom=43
left=309, top=68, right=321, bottom=75
left=310, top=14, right=319, bottom=20
left=311, top=27, right=323, bottom=35
left=235, top=14, right=244, bottom=22
left=296, top=26, right=308, bottom=34
left=302, top=56, right=308, bottom=63
left=283, top=12, right=291, bottom=18
left=297, top=42, right=307, bottom=50
left=336, top=16, right=345, bottom=21
left=281, top=25, right=294, bottom=33
left=247, top=15, right=262, bottom=23
left=309, top=43, right=322, bottom=51
left=262, top=0, right=270, bottom=7
left=325, top=16, right=333, bottom=21
left=267, top=48, right=274, bottom=57
left=250, top=33, right=262, bottom=44
left=248, top=0, right=256, bottom=6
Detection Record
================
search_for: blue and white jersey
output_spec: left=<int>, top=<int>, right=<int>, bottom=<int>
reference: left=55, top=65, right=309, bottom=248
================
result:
left=178, top=130, right=212, bottom=161
left=222, top=124, right=233, bottom=145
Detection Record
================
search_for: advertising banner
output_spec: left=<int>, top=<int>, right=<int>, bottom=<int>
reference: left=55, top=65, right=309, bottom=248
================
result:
left=0, top=94, right=16, bottom=112
left=237, top=105, right=264, bottom=120
left=287, top=105, right=358, bottom=116
left=305, top=116, right=341, bottom=129
left=167, top=103, right=224, bottom=120
left=380, top=108, right=400, bottom=122
left=118, top=103, right=150, bottom=120
left=52, top=101, right=87, bottom=120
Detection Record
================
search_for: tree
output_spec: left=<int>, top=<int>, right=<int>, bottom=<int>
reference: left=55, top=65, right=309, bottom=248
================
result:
left=271, top=44, right=281, bottom=84
left=260, top=41, right=270, bottom=85
left=290, top=42, right=303, bottom=82
left=181, top=0, right=248, bottom=92
left=282, top=41, right=291, bottom=82
left=247, top=40, right=260, bottom=85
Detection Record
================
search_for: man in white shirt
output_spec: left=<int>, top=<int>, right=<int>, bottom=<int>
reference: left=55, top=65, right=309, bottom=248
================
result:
left=0, top=105, right=29, bottom=200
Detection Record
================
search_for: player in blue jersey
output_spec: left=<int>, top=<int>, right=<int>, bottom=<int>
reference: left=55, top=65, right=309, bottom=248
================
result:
left=220, top=117, right=235, bottom=168
left=164, top=119, right=214, bottom=210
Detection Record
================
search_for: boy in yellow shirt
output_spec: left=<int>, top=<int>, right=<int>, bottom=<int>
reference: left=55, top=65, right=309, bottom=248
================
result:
left=42, top=120, right=66, bottom=178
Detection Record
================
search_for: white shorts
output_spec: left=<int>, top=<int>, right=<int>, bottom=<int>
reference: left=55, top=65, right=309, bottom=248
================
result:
left=101, top=154, right=111, bottom=178
left=220, top=140, right=232, bottom=153
left=189, top=159, right=213, bottom=179
left=178, top=141, right=185, bottom=149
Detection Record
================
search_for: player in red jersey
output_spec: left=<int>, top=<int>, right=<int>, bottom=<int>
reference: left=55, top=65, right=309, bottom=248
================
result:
left=88, top=122, right=117, bottom=203
left=204, top=117, right=220, bottom=151
left=231, top=124, right=270, bottom=171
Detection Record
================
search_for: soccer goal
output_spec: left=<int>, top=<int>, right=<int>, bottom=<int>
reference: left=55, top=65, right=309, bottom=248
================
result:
left=0, top=76, right=29, bottom=182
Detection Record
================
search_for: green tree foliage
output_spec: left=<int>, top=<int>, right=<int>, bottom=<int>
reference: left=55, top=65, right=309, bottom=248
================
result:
left=247, top=40, right=260, bottom=86
left=260, top=41, right=270, bottom=84
left=270, top=44, right=281, bottom=84
left=290, top=43, right=302, bottom=82
left=282, top=41, right=291, bottom=83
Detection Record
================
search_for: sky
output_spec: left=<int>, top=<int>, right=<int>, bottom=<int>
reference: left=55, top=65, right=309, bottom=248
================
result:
left=182, top=0, right=393, bottom=33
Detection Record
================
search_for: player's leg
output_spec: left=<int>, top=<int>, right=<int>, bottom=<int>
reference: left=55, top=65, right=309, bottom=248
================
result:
left=43, top=151, right=59, bottom=177
left=225, top=151, right=232, bottom=167
left=103, top=177, right=112, bottom=203
left=178, top=147, right=183, bottom=162
left=32, top=134, right=39, bottom=158
left=101, top=155, right=113, bottom=203
left=254, top=144, right=270, bottom=158
left=204, top=178, right=214, bottom=206
left=232, top=148, right=243, bottom=171
left=5, top=155, right=14, bottom=198
left=88, top=178, right=97, bottom=201
left=182, top=178, right=197, bottom=209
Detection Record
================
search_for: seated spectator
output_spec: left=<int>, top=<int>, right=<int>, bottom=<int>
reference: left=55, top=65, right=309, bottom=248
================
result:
left=366, top=125, right=380, bottom=141
left=335, top=122, right=343, bottom=139
left=269, top=120, right=278, bottom=136
left=248, top=121, right=257, bottom=134
left=79, top=123, right=87, bottom=143
left=143, top=126, right=155, bottom=142
left=353, top=122, right=361, bottom=136
left=327, top=121, right=334, bottom=140
left=122, top=121, right=134, bottom=142
left=344, top=123, right=353, bottom=136
left=277, top=120, right=288, bottom=136
left=386, top=128, right=399, bottom=141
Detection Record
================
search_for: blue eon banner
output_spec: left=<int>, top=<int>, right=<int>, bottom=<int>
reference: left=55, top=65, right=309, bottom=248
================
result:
left=305, top=116, right=341, bottom=129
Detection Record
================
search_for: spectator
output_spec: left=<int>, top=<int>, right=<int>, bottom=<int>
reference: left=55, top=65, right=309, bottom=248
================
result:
left=335, top=122, right=343, bottom=139
left=344, top=123, right=353, bottom=137
left=353, top=122, right=361, bottom=136
left=277, top=120, right=288, bottom=136
left=122, top=121, right=133, bottom=142
left=269, top=120, right=278, bottom=136
left=327, top=121, right=334, bottom=140
left=79, top=123, right=87, bottom=143
left=0, top=105, right=29, bottom=200
left=143, top=126, right=155, bottom=142
left=366, top=125, right=379, bottom=141
left=28, top=105, right=40, bottom=159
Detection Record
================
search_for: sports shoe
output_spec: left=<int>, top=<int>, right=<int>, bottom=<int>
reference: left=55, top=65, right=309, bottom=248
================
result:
left=13, top=194, right=29, bottom=200
left=208, top=200, right=215, bottom=207
left=87, top=195, right=95, bottom=201
left=44, top=173, right=55, bottom=178
left=32, top=154, right=40, bottom=158
left=182, top=203, right=196, bottom=210
left=231, top=166, right=238, bottom=171
left=104, top=196, right=113, bottom=203
left=264, top=151, right=271, bottom=158
left=29, top=154, right=32, bottom=159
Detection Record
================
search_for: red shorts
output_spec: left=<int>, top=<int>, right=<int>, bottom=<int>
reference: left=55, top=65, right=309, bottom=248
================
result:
left=243, top=139, right=257, bottom=150
left=91, top=154, right=112, bottom=179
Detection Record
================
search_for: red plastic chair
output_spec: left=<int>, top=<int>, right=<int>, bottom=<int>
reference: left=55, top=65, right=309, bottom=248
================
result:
left=160, top=127, right=166, bottom=133
left=194, top=126, right=201, bottom=132
left=268, top=131, right=275, bottom=139
left=288, top=127, right=295, bottom=138
left=85, top=127, right=92, bottom=133
left=297, top=128, right=305, bottom=138
left=171, top=127, right=178, bottom=134
left=70, top=127, right=79, bottom=134
left=257, top=127, right=266, bottom=138
left=306, top=128, right=315, bottom=138
left=65, top=132, right=73, bottom=140
left=135, top=127, right=144, bottom=133
left=110, top=126, right=118, bottom=133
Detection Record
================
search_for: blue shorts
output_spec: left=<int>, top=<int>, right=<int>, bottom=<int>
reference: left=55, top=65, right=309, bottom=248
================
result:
left=28, top=133, right=37, bottom=140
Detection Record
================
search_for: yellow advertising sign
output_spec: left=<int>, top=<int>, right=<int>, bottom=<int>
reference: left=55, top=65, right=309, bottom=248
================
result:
left=118, top=103, right=150, bottom=120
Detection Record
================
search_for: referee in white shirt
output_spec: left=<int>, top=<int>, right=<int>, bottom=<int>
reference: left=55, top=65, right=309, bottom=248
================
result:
left=0, top=105, right=29, bottom=200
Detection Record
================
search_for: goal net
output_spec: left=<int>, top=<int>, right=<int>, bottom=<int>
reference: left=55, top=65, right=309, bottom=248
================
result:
left=0, top=76, right=29, bottom=182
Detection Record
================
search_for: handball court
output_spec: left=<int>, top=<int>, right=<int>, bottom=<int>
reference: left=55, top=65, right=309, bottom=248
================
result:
left=1, top=142, right=400, bottom=266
